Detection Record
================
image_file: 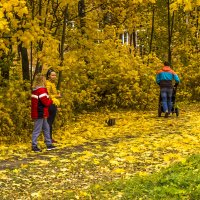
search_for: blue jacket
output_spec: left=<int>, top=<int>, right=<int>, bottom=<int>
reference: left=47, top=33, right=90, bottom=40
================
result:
left=156, top=66, right=180, bottom=88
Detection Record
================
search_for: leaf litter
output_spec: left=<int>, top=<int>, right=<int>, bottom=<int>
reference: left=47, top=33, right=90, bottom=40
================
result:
left=0, top=104, right=200, bottom=199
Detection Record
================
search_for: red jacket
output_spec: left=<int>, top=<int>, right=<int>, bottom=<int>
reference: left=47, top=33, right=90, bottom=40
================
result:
left=31, top=87, right=53, bottom=119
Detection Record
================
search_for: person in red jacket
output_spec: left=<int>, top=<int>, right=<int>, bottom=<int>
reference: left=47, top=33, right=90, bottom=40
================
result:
left=31, top=74, right=56, bottom=152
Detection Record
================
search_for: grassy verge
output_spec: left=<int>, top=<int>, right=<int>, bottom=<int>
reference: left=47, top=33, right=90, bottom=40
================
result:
left=87, top=154, right=200, bottom=200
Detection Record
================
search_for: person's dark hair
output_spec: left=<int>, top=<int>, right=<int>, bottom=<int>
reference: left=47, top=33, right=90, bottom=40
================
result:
left=164, top=61, right=170, bottom=66
left=46, top=68, right=55, bottom=79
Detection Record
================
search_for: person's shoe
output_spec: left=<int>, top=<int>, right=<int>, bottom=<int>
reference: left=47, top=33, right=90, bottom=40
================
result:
left=164, top=112, right=169, bottom=118
left=32, top=146, right=42, bottom=152
left=47, top=144, right=56, bottom=151
left=52, top=139, right=57, bottom=143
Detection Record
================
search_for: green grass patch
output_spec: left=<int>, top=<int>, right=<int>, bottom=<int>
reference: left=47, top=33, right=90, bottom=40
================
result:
left=87, top=154, right=200, bottom=199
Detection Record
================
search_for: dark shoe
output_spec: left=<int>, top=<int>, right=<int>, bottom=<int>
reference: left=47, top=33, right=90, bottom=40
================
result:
left=32, top=146, right=42, bottom=152
left=47, top=144, right=56, bottom=151
left=52, top=139, right=57, bottom=143
left=164, top=112, right=169, bottom=118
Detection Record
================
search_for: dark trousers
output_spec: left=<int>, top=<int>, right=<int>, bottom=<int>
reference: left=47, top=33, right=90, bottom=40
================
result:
left=47, top=104, right=57, bottom=139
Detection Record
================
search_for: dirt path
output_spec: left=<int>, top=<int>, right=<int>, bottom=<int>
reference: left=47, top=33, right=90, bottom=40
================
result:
left=0, top=135, right=136, bottom=170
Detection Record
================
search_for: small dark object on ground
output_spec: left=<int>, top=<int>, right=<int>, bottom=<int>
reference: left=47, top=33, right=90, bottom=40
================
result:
left=105, top=118, right=116, bottom=126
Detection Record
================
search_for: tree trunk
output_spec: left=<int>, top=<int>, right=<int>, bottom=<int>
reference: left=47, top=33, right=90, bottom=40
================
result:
left=19, top=43, right=30, bottom=80
left=167, top=0, right=174, bottom=65
left=78, top=0, right=86, bottom=34
left=33, top=0, right=43, bottom=79
left=149, top=6, right=155, bottom=53
left=57, top=4, right=68, bottom=90
left=33, top=61, right=42, bottom=77
left=167, top=0, right=171, bottom=64
left=30, top=42, right=33, bottom=86
left=195, top=7, right=199, bottom=53
left=33, top=0, right=52, bottom=80
left=132, top=30, right=136, bottom=49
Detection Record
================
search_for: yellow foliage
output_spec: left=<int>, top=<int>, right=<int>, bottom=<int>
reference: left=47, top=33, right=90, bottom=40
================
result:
left=112, top=168, right=126, bottom=174
left=31, top=192, right=42, bottom=198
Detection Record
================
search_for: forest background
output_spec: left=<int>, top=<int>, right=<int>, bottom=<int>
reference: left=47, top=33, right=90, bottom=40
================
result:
left=0, top=0, right=199, bottom=143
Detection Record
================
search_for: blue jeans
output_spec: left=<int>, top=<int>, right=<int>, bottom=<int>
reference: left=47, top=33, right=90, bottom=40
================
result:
left=32, top=118, right=52, bottom=147
left=161, top=88, right=173, bottom=113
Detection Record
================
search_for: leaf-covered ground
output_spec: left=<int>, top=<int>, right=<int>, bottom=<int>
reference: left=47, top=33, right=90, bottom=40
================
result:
left=1, top=104, right=200, bottom=199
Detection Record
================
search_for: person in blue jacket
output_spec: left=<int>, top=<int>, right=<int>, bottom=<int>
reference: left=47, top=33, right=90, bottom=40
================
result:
left=156, top=61, right=180, bottom=118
